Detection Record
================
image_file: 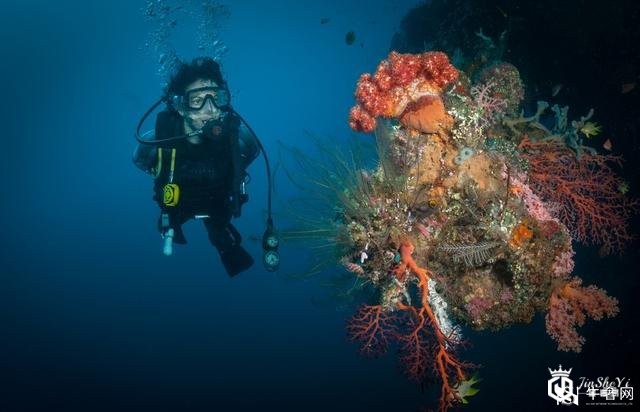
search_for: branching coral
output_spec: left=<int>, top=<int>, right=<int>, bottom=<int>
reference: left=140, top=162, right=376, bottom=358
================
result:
left=519, top=137, right=637, bottom=254
left=348, top=241, right=472, bottom=412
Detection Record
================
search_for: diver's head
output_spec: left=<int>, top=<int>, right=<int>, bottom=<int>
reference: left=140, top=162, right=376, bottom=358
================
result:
left=166, top=57, right=231, bottom=142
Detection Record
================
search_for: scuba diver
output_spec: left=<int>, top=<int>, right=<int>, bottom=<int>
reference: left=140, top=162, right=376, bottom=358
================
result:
left=133, top=57, right=279, bottom=276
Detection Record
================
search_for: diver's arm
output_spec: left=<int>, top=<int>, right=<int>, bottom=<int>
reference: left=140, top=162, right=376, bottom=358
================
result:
left=132, top=144, right=158, bottom=175
left=238, top=124, right=260, bottom=169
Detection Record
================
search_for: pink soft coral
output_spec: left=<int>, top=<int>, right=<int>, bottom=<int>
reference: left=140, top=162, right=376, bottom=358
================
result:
left=545, top=278, right=619, bottom=352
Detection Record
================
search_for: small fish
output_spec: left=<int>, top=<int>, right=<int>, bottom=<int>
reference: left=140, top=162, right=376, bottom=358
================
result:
left=455, top=374, right=482, bottom=405
left=551, top=83, right=563, bottom=97
left=579, top=121, right=601, bottom=138
left=602, top=138, right=612, bottom=151
left=621, top=82, right=636, bottom=94
left=320, top=17, right=330, bottom=25
left=345, top=30, right=356, bottom=45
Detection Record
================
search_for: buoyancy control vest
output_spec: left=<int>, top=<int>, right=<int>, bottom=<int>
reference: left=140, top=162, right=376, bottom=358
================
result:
left=151, top=109, right=255, bottom=217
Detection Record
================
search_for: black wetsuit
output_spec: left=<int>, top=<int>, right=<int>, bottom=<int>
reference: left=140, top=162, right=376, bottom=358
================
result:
left=133, top=110, right=259, bottom=276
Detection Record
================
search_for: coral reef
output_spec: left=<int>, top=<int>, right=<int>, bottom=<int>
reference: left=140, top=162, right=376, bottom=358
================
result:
left=334, top=51, right=632, bottom=411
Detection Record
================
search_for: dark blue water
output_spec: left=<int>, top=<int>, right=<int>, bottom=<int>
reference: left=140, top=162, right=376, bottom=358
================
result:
left=1, top=1, right=638, bottom=411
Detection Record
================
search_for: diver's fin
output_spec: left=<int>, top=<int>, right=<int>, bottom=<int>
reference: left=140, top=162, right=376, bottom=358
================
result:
left=220, top=245, right=254, bottom=277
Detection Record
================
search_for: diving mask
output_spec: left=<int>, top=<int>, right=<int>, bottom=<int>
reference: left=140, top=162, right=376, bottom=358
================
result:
left=172, top=86, right=230, bottom=111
